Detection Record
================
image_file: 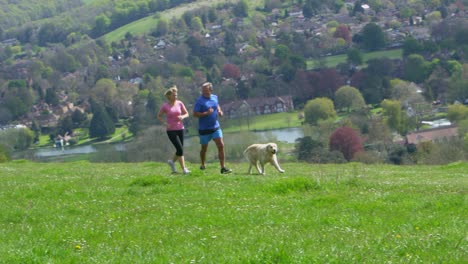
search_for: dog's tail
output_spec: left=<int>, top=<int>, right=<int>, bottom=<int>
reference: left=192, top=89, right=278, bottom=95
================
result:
left=243, top=146, right=251, bottom=159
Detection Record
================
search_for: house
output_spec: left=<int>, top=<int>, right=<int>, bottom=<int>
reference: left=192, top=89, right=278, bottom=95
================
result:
left=0, top=38, right=18, bottom=46
left=222, top=95, right=294, bottom=119
left=153, top=39, right=168, bottom=49
left=406, top=125, right=459, bottom=145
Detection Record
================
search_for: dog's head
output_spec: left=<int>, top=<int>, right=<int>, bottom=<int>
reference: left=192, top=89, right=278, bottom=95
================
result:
left=266, top=143, right=278, bottom=155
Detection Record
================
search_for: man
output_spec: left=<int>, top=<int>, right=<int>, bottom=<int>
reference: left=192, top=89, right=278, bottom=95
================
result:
left=193, top=82, right=232, bottom=174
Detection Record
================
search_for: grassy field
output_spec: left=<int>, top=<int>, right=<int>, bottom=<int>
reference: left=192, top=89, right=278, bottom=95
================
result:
left=0, top=160, right=466, bottom=263
left=307, top=49, right=403, bottom=69
left=102, top=0, right=245, bottom=43
left=221, top=112, right=302, bottom=133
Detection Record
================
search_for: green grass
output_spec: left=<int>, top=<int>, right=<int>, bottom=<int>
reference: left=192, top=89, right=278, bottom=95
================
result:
left=102, top=0, right=244, bottom=43
left=308, top=49, right=403, bottom=69
left=0, top=160, right=466, bottom=263
left=221, top=112, right=302, bottom=133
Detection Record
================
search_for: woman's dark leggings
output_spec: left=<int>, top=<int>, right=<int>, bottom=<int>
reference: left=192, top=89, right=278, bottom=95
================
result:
left=167, top=130, right=184, bottom=156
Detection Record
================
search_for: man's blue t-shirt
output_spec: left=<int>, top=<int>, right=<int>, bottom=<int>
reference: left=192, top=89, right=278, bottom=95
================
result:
left=194, top=94, right=220, bottom=130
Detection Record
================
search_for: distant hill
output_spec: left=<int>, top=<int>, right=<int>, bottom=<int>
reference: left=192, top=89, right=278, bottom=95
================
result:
left=102, top=0, right=243, bottom=44
left=0, top=0, right=86, bottom=31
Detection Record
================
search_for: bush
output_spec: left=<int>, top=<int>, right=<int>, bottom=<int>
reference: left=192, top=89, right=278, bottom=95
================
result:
left=0, top=128, right=34, bottom=151
left=352, top=151, right=383, bottom=164
left=417, top=139, right=467, bottom=165
left=0, top=144, right=11, bottom=162
left=329, top=126, right=363, bottom=161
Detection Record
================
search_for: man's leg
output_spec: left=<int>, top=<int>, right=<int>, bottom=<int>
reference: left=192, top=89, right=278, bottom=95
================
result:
left=213, top=137, right=225, bottom=168
left=200, top=144, right=208, bottom=168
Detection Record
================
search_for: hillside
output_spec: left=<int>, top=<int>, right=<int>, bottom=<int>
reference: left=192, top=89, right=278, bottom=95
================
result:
left=102, top=0, right=243, bottom=43
left=0, top=160, right=466, bottom=262
left=0, top=0, right=85, bottom=30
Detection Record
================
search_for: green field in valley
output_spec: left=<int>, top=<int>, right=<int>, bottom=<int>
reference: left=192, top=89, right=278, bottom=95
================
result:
left=308, top=49, right=403, bottom=69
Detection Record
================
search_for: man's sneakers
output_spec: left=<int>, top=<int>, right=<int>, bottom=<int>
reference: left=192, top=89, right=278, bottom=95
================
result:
left=167, top=160, right=176, bottom=173
left=220, top=167, right=232, bottom=174
left=183, top=168, right=191, bottom=175
left=199, top=165, right=232, bottom=174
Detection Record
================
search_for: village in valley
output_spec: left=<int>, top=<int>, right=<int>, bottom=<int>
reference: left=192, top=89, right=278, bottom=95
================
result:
left=0, top=0, right=467, bottom=163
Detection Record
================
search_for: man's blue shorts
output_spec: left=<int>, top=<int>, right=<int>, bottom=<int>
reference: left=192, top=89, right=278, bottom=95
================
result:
left=199, top=129, right=223, bottom=145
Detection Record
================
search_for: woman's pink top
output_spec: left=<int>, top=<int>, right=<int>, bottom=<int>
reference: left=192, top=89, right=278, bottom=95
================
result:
left=159, top=100, right=186, bottom=131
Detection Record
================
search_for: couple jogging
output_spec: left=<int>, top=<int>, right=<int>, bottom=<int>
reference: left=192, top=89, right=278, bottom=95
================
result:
left=157, top=82, right=232, bottom=175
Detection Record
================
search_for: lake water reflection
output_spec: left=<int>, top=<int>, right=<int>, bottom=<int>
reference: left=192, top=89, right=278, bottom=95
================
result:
left=35, top=145, right=97, bottom=157
left=28, top=127, right=304, bottom=158
left=251, top=127, right=303, bottom=143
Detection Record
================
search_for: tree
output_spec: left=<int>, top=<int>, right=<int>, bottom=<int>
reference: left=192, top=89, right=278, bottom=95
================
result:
left=233, top=0, right=249, bottom=17
left=224, top=30, right=237, bottom=56
left=0, top=143, right=10, bottom=163
left=38, top=23, right=66, bottom=45
left=403, top=54, right=434, bottom=83
left=304, top=97, right=337, bottom=125
left=47, top=47, right=80, bottom=73
left=303, top=0, right=322, bottom=18
left=274, top=44, right=290, bottom=61
left=190, top=16, right=204, bottom=32
left=71, top=109, right=88, bottom=128
left=0, top=105, right=13, bottom=124
left=92, top=14, right=111, bottom=37
left=0, top=127, right=34, bottom=151
left=447, top=64, right=468, bottom=103
left=222, top=63, right=241, bottom=79
left=1, top=80, right=35, bottom=119
left=347, top=48, right=363, bottom=66
left=447, top=104, right=468, bottom=123
left=186, top=34, right=203, bottom=56
left=335, top=85, right=366, bottom=112
left=334, top=24, right=351, bottom=43
left=129, top=90, right=156, bottom=135
left=359, top=23, right=386, bottom=51
left=353, top=58, right=394, bottom=105
left=312, top=68, right=345, bottom=99
left=154, top=19, right=169, bottom=36
left=329, top=126, right=363, bottom=161
left=294, top=136, right=323, bottom=161
left=89, top=104, right=115, bottom=139
left=278, top=63, right=296, bottom=83
left=291, top=70, right=315, bottom=103
left=45, top=88, right=60, bottom=106
left=352, top=1, right=365, bottom=15
left=381, top=99, right=406, bottom=134
left=91, top=78, right=117, bottom=107
left=402, top=36, right=423, bottom=57
left=30, top=119, right=41, bottom=144
left=58, top=115, right=74, bottom=136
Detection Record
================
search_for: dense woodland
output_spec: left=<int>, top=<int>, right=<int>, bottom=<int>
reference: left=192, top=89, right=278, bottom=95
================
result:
left=1, top=0, right=468, bottom=164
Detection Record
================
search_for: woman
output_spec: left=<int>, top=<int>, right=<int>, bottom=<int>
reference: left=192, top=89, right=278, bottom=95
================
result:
left=157, top=86, right=190, bottom=174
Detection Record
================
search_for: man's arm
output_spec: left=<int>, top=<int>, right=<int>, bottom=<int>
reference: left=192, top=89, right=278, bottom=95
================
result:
left=193, top=108, right=214, bottom=118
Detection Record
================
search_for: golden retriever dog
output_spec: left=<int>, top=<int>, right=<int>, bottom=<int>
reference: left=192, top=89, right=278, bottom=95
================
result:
left=244, top=143, right=285, bottom=175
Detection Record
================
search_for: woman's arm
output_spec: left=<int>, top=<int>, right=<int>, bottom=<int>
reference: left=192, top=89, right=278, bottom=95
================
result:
left=157, top=109, right=167, bottom=126
left=179, top=102, right=190, bottom=120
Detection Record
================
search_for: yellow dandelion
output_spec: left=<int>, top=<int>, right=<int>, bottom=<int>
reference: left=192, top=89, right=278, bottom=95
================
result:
left=75, top=245, right=81, bottom=250
left=396, top=234, right=401, bottom=239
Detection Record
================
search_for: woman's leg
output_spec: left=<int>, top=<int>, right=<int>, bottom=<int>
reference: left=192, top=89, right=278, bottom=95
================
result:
left=168, top=130, right=186, bottom=170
